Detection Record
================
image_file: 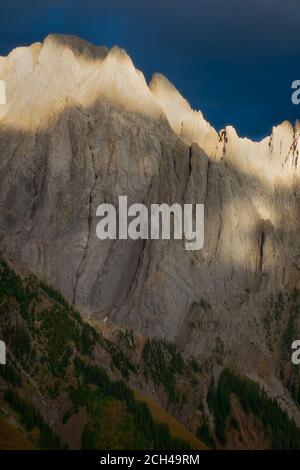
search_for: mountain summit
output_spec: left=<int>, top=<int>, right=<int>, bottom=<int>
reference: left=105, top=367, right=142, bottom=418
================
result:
left=0, top=35, right=300, bottom=435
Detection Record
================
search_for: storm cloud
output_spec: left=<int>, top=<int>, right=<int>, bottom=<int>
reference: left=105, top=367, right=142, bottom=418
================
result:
left=0, top=0, right=299, bottom=139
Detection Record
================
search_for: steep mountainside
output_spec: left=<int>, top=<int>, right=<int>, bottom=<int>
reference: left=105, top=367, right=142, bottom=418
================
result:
left=1, top=257, right=300, bottom=450
left=0, top=35, right=300, bottom=445
left=0, top=257, right=205, bottom=450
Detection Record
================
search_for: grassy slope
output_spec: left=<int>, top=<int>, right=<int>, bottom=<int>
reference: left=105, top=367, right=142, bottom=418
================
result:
left=133, top=389, right=206, bottom=450
left=0, top=414, right=35, bottom=450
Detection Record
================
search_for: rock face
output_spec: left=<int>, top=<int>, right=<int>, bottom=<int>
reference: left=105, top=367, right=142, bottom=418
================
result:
left=0, top=35, right=300, bottom=416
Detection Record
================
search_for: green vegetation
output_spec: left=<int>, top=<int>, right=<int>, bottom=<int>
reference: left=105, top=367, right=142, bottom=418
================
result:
left=0, top=257, right=192, bottom=450
left=4, top=389, right=64, bottom=449
left=0, top=259, right=40, bottom=320
left=262, top=288, right=300, bottom=409
left=196, top=422, right=216, bottom=449
left=262, top=289, right=300, bottom=413
left=143, top=338, right=187, bottom=404
left=40, top=304, right=90, bottom=376
left=230, top=416, right=240, bottom=431
left=120, top=329, right=135, bottom=349
left=188, top=357, right=202, bottom=374
left=99, top=335, right=137, bottom=379
left=280, top=289, right=300, bottom=407
left=263, top=291, right=285, bottom=351
left=0, top=361, right=21, bottom=387
left=0, top=257, right=134, bottom=380
left=3, top=324, right=34, bottom=369
left=207, top=368, right=300, bottom=449
left=38, top=279, right=70, bottom=310
left=4, top=255, right=299, bottom=451
left=263, top=289, right=300, bottom=357
left=74, top=356, right=191, bottom=450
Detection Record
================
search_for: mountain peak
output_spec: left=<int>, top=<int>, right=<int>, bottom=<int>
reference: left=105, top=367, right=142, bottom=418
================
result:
left=0, top=34, right=297, bottom=162
left=43, top=34, right=108, bottom=60
left=150, top=72, right=218, bottom=153
left=150, top=72, right=192, bottom=111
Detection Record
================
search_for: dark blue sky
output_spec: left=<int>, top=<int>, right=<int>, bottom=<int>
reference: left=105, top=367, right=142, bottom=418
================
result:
left=0, top=0, right=299, bottom=139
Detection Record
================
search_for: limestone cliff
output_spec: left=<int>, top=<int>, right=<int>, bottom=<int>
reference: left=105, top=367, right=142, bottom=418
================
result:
left=0, top=35, right=300, bottom=423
